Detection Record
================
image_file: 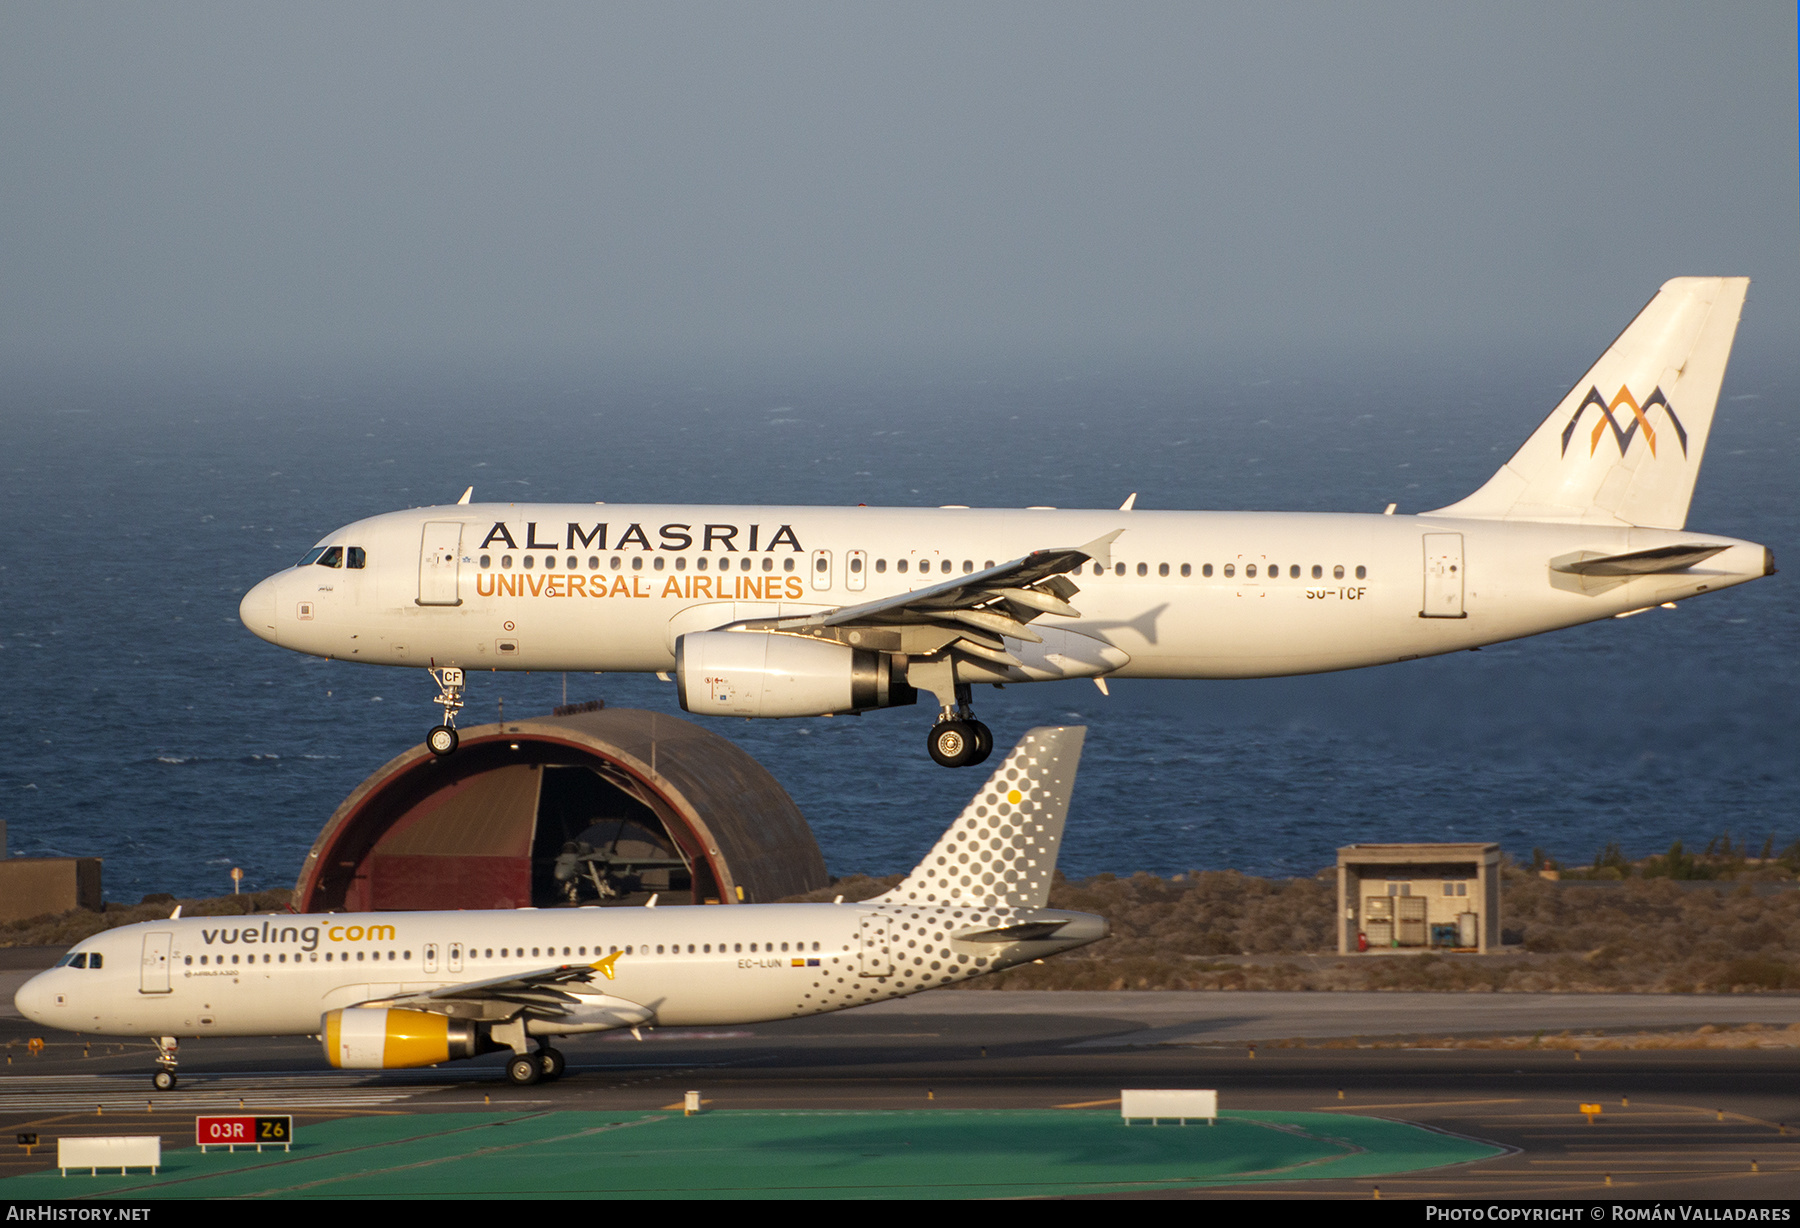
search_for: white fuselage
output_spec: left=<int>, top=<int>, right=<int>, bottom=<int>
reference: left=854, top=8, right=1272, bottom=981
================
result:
left=13, top=902, right=1100, bottom=1040
left=238, top=503, right=1770, bottom=680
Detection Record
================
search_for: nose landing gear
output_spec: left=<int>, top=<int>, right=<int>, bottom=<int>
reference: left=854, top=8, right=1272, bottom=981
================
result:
left=150, top=1035, right=179, bottom=1091
left=426, top=667, right=465, bottom=757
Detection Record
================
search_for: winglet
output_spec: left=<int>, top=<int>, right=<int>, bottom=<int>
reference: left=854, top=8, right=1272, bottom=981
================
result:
left=1076, top=529, right=1124, bottom=569
left=1119, top=493, right=1137, bottom=511
left=590, top=950, right=622, bottom=981
left=169, top=905, right=182, bottom=920
left=457, top=486, right=473, bottom=505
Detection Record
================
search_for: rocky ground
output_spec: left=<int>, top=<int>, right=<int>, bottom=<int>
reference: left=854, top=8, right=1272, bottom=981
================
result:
left=10, top=855, right=1800, bottom=995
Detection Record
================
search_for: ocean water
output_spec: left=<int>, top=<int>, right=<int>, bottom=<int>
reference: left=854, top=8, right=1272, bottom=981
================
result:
left=1, top=350, right=1794, bottom=903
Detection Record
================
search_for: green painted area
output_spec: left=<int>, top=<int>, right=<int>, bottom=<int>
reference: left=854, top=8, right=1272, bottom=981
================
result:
left=8, top=1109, right=1500, bottom=1199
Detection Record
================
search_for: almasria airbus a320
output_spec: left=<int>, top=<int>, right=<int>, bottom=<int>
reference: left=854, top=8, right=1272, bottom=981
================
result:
left=241, top=278, right=1773, bottom=766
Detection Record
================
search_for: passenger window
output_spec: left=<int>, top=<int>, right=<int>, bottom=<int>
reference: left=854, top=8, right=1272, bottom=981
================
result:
left=1246, top=564, right=1257, bottom=578
left=501, top=555, right=513, bottom=568
left=566, top=556, right=576, bottom=569
left=1159, top=563, right=1169, bottom=577
left=1312, top=565, right=1322, bottom=579
left=1224, top=564, right=1235, bottom=578
left=523, top=555, right=535, bottom=569
left=1093, top=563, right=1104, bottom=576
left=610, top=557, right=621, bottom=570
left=588, top=556, right=600, bottom=570
left=1356, top=565, right=1367, bottom=579
left=939, top=559, right=950, bottom=574
left=480, top=555, right=491, bottom=569
left=783, top=558, right=795, bottom=572
left=696, top=556, right=708, bottom=570
left=347, top=547, right=366, bottom=569
left=631, top=557, right=643, bottom=571
left=1334, top=565, right=1345, bottom=579
left=985, top=560, right=995, bottom=569
left=1290, top=565, right=1300, bottom=579
left=317, top=546, right=344, bottom=568
left=739, top=557, right=751, bottom=571
left=675, top=556, right=687, bottom=571
left=962, top=560, right=972, bottom=573
left=653, top=556, right=665, bottom=571
left=1114, top=563, right=1125, bottom=576
left=1137, top=562, right=1148, bottom=576
left=1202, top=564, right=1212, bottom=577
left=761, top=557, right=773, bottom=572
left=875, top=558, right=887, bottom=573
left=896, top=559, right=909, bottom=573
left=1180, top=563, right=1190, bottom=577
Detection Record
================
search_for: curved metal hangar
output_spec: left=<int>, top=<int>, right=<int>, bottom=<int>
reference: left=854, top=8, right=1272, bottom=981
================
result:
left=294, top=707, right=826, bottom=912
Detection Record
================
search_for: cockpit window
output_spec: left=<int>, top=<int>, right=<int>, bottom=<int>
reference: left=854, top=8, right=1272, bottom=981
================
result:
left=316, top=546, right=344, bottom=568
left=60, top=952, right=87, bottom=968
left=88, top=953, right=101, bottom=969
left=298, top=547, right=328, bottom=567
left=347, top=547, right=366, bottom=569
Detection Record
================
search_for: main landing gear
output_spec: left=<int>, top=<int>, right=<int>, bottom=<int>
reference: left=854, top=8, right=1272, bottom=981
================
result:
left=506, top=1045, right=565, bottom=1086
left=150, top=1035, right=178, bottom=1091
left=927, top=684, right=993, bottom=769
left=426, top=666, right=465, bottom=757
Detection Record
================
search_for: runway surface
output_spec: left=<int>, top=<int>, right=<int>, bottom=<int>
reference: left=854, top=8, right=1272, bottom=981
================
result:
left=4, top=978, right=1797, bottom=1199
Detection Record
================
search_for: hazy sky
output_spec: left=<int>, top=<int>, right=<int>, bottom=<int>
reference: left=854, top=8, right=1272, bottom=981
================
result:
left=3, top=3, right=1795, bottom=370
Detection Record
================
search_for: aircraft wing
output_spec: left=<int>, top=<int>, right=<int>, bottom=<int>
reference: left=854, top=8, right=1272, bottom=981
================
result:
left=731, top=529, right=1124, bottom=668
left=360, top=957, right=644, bottom=1024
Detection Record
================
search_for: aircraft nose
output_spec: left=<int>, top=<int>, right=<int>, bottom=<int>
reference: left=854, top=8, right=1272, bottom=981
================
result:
left=239, top=574, right=281, bottom=643
left=13, top=971, right=53, bottom=1025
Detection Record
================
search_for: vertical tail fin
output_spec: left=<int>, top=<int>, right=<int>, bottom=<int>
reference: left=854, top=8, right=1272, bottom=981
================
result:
left=877, top=726, right=1085, bottom=910
left=1429, top=277, right=1749, bottom=529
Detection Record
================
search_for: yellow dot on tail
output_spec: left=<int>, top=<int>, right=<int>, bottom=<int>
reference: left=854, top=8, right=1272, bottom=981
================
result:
left=1007, top=790, right=1022, bottom=804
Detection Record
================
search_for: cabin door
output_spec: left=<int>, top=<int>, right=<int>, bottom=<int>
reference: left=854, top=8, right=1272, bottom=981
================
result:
left=418, top=521, right=465, bottom=607
left=858, top=915, right=893, bottom=977
left=1421, top=533, right=1466, bottom=618
left=140, top=932, right=172, bottom=994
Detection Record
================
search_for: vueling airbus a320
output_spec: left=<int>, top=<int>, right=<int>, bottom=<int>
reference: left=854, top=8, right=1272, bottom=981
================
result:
left=241, top=278, right=1772, bottom=767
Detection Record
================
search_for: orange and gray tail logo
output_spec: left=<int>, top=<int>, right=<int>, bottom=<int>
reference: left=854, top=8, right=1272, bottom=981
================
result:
left=1427, top=277, right=1748, bottom=530
left=1562, top=385, right=1689, bottom=458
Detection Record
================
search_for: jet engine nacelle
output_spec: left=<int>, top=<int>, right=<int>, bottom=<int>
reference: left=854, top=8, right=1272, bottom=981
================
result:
left=321, top=1007, right=482, bottom=1070
left=676, top=630, right=915, bottom=718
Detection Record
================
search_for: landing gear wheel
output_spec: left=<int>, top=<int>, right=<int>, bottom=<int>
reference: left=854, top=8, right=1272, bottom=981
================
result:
left=967, top=720, right=993, bottom=766
left=506, top=1054, right=542, bottom=1086
left=151, top=1069, right=177, bottom=1092
left=928, top=720, right=977, bottom=768
left=426, top=725, right=459, bottom=757
left=537, top=1046, right=566, bottom=1081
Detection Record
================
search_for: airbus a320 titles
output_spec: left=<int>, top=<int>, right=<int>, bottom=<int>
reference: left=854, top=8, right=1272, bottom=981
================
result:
left=239, top=278, right=1772, bottom=766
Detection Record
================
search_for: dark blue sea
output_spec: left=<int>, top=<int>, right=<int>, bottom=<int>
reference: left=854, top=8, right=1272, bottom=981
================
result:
left=2, top=348, right=1794, bottom=903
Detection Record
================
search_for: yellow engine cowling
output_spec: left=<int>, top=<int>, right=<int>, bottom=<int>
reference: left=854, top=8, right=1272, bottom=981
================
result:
left=321, top=1007, right=480, bottom=1069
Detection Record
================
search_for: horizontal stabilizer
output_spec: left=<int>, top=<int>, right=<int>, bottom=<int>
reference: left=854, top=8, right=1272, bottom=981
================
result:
left=953, top=920, right=1070, bottom=943
left=1550, top=543, right=1730, bottom=576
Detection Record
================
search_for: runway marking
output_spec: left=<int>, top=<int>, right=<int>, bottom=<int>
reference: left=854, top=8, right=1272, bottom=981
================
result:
left=0, top=1073, right=450, bottom=1112
left=1317, top=1098, right=1525, bottom=1111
